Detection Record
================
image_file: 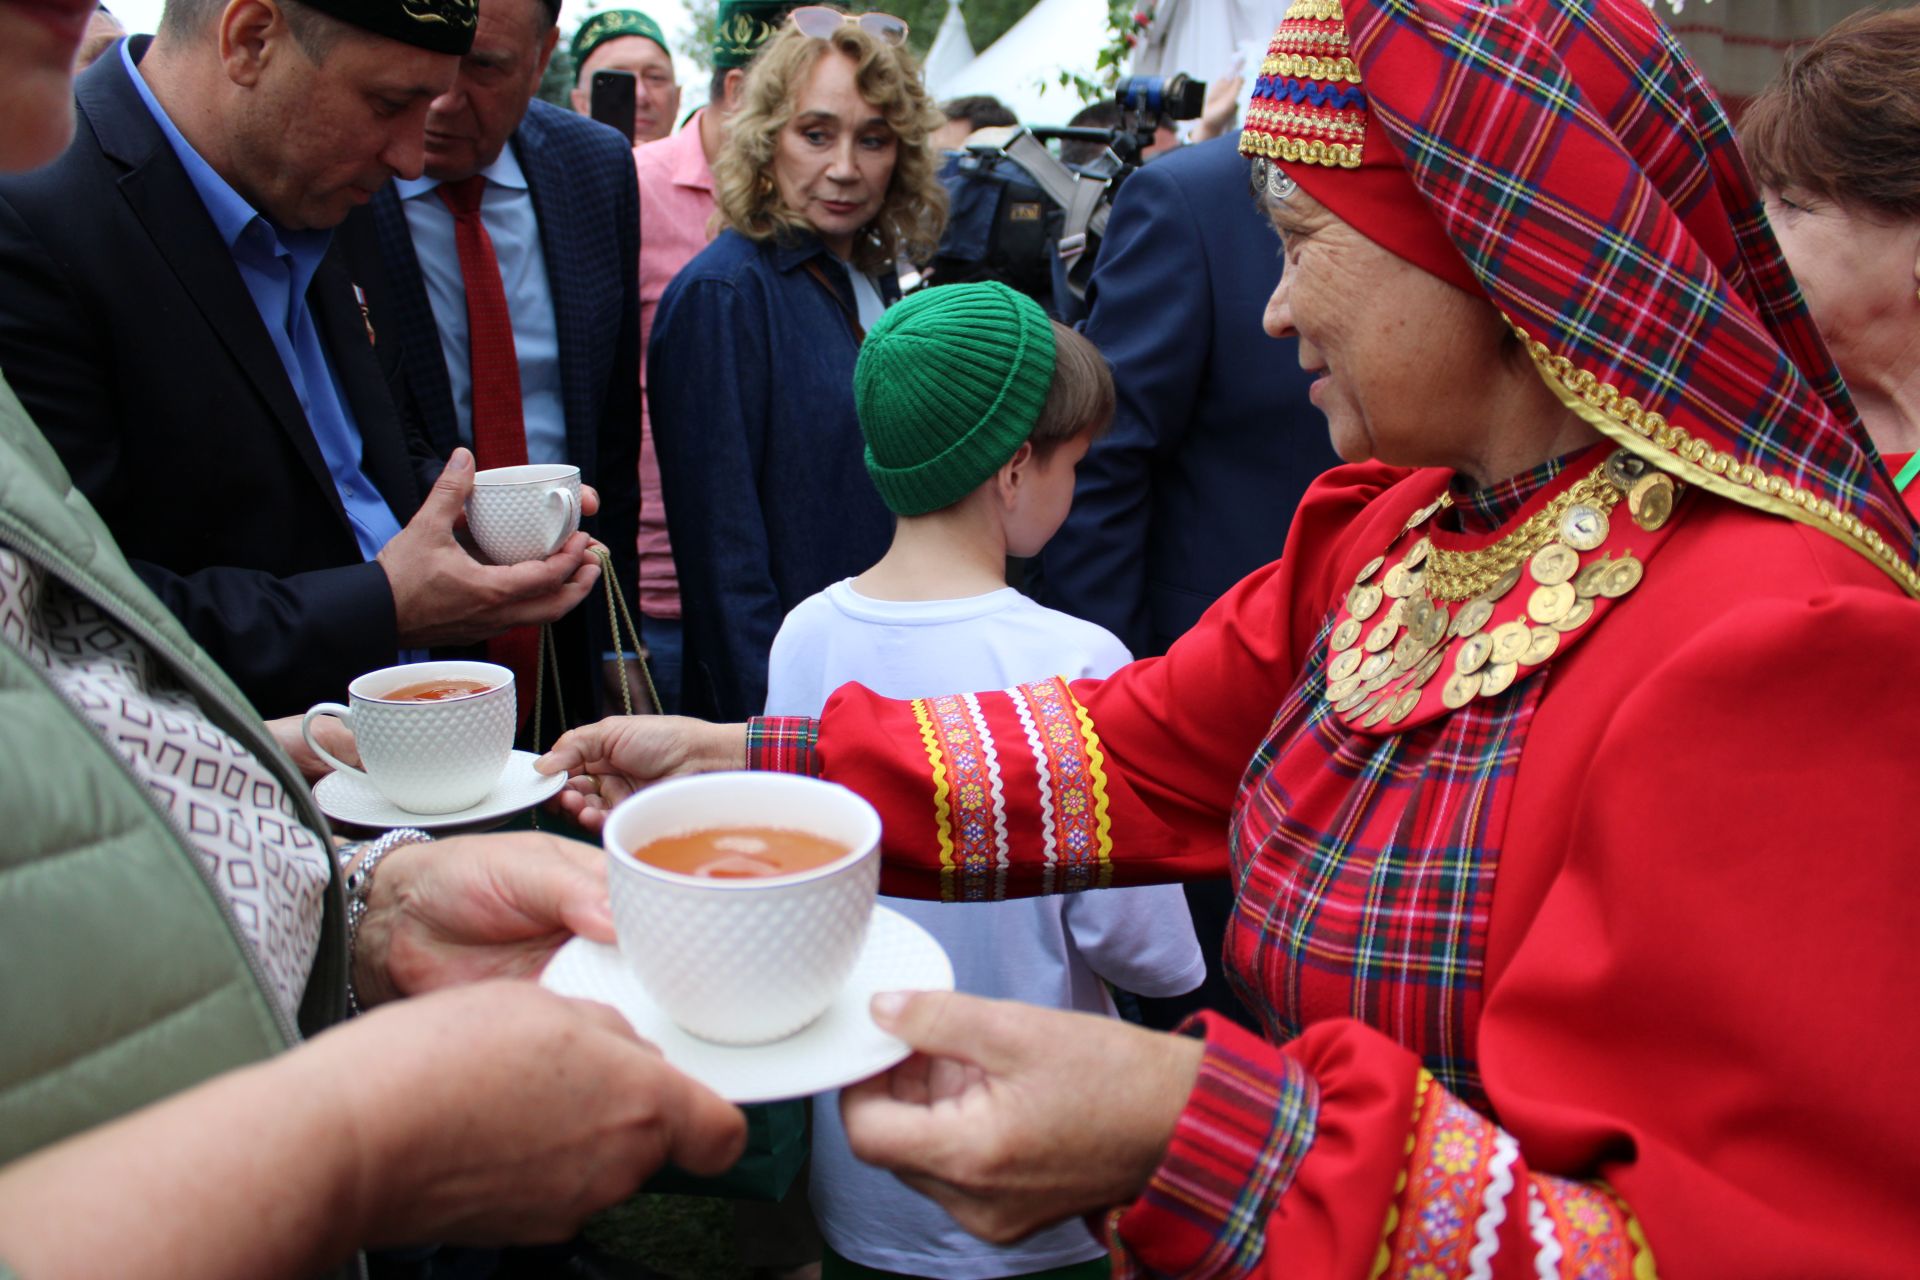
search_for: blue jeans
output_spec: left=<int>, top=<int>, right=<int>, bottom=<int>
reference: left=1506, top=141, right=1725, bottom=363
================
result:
left=640, top=613, right=684, bottom=715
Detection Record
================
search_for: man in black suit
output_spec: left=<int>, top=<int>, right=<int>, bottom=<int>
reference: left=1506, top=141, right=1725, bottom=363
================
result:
left=0, top=0, right=604, bottom=718
left=344, top=0, right=642, bottom=741
left=1040, top=133, right=1340, bottom=1031
left=1042, top=133, right=1339, bottom=657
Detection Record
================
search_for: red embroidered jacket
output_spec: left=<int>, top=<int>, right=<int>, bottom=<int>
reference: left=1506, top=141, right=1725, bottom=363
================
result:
left=750, top=455, right=1920, bottom=1277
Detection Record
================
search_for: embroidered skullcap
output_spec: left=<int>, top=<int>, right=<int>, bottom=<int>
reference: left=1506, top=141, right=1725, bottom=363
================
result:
left=299, top=0, right=475, bottom=55
left=713, top=0, right=806, bottom=68
left=1242, top=0, right=1920, bottom=596
left=855, top=283, right=1057, bottom=517
left=1240, top=0, right=1479, bottom=295
left=570, top=10, right=671, bottom=79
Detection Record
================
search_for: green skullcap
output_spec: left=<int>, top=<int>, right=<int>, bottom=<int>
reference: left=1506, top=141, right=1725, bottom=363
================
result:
left=713, top=0, right=803, bottom=68
left=856, top=283, right=1058, bottom=517
left=300, top=0, right=475, bottom=54
left=570, top=9, right=671, bottom=76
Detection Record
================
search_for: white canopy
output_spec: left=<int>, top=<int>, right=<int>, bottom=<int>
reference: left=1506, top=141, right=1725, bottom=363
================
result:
left=922, top=0, right=979, bottom=98
left=932, top=0, right=1110, bottom=126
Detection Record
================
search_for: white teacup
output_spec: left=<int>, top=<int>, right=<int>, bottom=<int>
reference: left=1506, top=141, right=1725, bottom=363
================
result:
left=302, top=661, right=515, bottom=814
left=466, top=463, right=581, bottom=565
left=603, top=772, right=881, bottom=1045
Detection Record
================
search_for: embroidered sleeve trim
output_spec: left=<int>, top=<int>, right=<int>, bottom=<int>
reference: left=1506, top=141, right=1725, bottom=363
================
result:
left=1376, top=1070, right=1659, bottom=1280
left=910, top=696, right=962, bottom=901
left=1011, top=677, right=1114, bottom=893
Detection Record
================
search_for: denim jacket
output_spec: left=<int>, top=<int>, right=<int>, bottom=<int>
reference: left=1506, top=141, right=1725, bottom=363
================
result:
left=647, top=227, right=896, bottom=721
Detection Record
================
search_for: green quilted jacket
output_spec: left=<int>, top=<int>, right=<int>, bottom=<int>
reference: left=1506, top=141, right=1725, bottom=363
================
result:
left=0, top=371, right=355, bottom=1277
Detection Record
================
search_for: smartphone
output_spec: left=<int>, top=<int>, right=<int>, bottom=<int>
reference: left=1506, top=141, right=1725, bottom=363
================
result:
left=589, top=69, right=637, bottom=145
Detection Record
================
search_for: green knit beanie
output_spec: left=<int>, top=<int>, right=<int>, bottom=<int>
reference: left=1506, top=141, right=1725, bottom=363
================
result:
left=855, top=282, right=1057, bottom=517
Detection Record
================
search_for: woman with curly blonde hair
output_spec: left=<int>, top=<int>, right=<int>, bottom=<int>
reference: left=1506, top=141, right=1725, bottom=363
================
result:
left=714, top=14, right=948, bottom=274
left=648, top=8, right=949, bottom=723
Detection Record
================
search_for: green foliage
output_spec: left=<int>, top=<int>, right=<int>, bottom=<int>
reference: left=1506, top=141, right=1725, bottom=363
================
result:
left=679, top=0, right=720, bottom=72
left=539, top=47, right=576, bottom=106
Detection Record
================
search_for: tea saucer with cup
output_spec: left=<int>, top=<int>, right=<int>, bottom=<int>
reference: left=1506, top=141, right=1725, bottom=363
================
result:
left=599, top=771, right=887, bottom=1046
left=540, top=905, right=953, bottom=1103
left=313, top=750, right=568, bottom=833
left=301, top=659, right=515, bottom=815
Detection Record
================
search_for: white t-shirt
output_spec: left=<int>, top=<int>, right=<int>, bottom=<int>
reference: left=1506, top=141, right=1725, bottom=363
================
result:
left=767, top=580, right=1205, bottom=1279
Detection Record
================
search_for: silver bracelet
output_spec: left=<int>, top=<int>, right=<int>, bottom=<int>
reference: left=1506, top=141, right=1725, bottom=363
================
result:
left=338, top=827, right=433, bottom=1014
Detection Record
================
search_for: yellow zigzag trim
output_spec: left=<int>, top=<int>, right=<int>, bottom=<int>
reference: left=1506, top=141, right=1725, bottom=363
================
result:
left=1370, top=1071, right=1432, bottom=1279
left=1065, top=685, right=1115, bottom=889
left=910, top=698, right=958, bottom=903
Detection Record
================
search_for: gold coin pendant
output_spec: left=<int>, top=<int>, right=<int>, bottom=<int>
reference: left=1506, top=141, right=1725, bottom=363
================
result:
left=1550, top=596, right=1595, bottom=633
left=1478, top=660, right=1519, bottom=698
left=1455, top=632, right=1493, bottom=675
left=1520, top=625, right=1559, bottom=666
left=1628, top=473, right=1675, bottom=532
left=1529, top=543, right=1578, bottom=587
left=1328, top=648, right=1364, bottom=681
left=1560, top=503, right=1610, bottom=552
left=1442, top=671, right=1482, bottom=709
left=1527, top=581, right=1576, bottom=625
left=1489, top=620, right=1531, bottom=666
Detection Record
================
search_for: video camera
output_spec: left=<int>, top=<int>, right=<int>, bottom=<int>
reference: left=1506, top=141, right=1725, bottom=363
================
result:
left=928, top=73, right=1208, bottom=319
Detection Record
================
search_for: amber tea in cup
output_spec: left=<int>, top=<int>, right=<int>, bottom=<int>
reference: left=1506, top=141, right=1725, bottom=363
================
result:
left=603, top=773, right=881, bottom=1044
left=383, top=677, right=496, bottom=702
left=631, top=827, right=851, bottom=880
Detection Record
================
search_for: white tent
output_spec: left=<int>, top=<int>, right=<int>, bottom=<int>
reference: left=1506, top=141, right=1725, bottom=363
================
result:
left=932, top=0, right=1110, bottom=126
left=921, top=0, right=979, bottom=98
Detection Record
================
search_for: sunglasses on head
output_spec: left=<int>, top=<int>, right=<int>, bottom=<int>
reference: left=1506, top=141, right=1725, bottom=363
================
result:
left=787, top=5, right=910, bottom=46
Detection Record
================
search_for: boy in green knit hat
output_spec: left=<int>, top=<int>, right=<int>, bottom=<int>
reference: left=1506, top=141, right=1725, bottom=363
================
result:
left=764, top=283, right=1204, bottom=1280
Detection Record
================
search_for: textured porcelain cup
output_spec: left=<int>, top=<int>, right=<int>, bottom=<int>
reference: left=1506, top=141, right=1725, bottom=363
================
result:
left=466, top=463, right=581, bottom=564
left=603, top=772, right=882, bottom=1045
left=301, top=661, right=515, bottom=813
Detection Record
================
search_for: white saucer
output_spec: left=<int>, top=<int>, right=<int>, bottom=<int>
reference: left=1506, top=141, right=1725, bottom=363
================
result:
left=540, top=905, right=955, bottom=1104
left=313, top=750, right=567, bottom=832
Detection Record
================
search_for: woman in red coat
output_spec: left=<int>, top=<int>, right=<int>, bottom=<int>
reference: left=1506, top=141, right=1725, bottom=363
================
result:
left=545, top=0, right=1920, bottom=1272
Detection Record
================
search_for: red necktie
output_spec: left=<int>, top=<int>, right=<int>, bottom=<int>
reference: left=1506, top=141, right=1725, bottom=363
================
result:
left=441, top=175, right=539, bottom=730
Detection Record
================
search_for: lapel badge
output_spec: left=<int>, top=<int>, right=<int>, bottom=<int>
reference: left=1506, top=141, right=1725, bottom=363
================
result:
left=352, top=283, right=377, bottom=347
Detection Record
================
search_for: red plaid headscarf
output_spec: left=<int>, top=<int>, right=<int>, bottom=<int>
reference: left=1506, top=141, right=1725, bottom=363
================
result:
left=1242, top=0, right=1920, bottom=597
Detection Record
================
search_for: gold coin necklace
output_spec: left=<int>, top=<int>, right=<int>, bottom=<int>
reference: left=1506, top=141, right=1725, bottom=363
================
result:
left=1320, top=450, right=1681, bottom=725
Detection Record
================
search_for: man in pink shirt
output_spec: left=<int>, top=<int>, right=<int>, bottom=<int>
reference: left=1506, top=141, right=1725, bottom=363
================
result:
left=632, top=0, right=799, bottom=716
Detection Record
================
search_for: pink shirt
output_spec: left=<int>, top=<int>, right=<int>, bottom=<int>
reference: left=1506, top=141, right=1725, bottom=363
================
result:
left=633, top=110, right=719, bottom=618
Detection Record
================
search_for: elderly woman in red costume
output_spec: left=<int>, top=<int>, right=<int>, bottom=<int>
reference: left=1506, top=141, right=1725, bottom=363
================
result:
left=543, top=0, right=1920, bottom=1272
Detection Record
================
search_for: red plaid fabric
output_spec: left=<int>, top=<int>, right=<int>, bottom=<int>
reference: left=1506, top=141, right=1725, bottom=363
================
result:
left=441, top=175, right=538, bottom=726
left=746, top=715, right=823, bottom=777
left=1108, top=1015, right=1320, bottom=1279
left=1249, top=0, right=1920, bottom=597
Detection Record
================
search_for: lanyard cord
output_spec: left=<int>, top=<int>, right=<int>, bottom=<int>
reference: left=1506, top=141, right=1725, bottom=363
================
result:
left=1895, top=452, right=1920, bottom=493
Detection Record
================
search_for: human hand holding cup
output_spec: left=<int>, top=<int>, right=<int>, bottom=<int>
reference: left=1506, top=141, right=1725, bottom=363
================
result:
left=301, top=660, right=516, bottom=814
left=465, top=464, right=582, bottom=565
left=601, top=772, right=881, bottom=1045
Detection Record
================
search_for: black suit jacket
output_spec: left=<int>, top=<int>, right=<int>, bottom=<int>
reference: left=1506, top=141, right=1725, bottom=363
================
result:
left=343, top=99, right=642, bottom=727
left=1039, top=134, right=1340, bottom=657
left=0, top=39, right=432, bottom=717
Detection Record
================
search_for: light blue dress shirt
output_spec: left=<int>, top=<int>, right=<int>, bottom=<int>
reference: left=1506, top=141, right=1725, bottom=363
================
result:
left=121, top=41, right=405, bottom=563
left=394, top=151, right=567, bottom=467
